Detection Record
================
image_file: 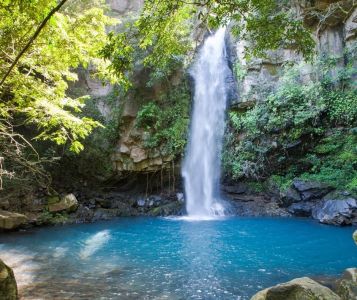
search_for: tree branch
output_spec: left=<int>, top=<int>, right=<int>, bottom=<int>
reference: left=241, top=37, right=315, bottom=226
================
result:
left=0, top=0, right=69, bottom=87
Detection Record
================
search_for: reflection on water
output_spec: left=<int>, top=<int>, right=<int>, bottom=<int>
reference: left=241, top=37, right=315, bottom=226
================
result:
left=0, top=217, right=356, bottom=299
left=79, top=230, right=111, bottom=259
left=179, top=220, right=232, bottom=298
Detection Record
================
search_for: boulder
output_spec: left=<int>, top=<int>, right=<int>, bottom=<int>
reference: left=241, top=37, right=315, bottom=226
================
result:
left=251, top=277, right=341, bottom=300
left=292, top=179, right=333, bottom=201
left=353, top=230, right=357, bottom=245
left=48, top=194, right=79, bottom=213
left=0, top=259, right=18, bottom=300
left=0, top=210, right=28, bottom=231
left=312, top=193, right=357, bottom=225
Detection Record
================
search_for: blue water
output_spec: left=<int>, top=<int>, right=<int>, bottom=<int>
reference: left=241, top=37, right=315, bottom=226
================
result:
left=0, top=217, right=356, bottom=299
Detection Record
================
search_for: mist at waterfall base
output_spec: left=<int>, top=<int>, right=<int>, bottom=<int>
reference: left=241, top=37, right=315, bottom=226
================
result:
left=2, top=217, right=357, bottom=299
left=182, top=28, right=230, bottom=220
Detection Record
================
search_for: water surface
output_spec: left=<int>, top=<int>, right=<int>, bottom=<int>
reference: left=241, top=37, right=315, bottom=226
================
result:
left=1, top=217, right=356, bottom=299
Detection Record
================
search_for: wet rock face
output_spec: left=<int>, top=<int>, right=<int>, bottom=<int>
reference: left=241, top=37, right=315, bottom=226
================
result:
left=251, top=277, right=341, bottom=300
left=0, top=259, right=18, bottom=300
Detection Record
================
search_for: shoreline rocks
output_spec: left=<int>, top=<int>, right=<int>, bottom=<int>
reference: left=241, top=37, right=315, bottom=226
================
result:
left=221, top=179, right=357, bottom=226
left=0, top=259, right=18, bottom=300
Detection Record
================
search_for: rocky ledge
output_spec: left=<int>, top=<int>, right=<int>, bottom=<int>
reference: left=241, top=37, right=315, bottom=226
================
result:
left=222, top=179, right=357, bottom=226
left=1, top=177, right=356, bottom=231
left=0, top=190, right=184, bottom=231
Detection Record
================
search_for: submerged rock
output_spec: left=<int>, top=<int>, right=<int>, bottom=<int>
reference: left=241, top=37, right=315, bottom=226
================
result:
left=48, top=193, right=79, bottom=213
left=0, top=210, right=28, bottom=231
left=312, top=192, right=357, bottom=225
left=0, top=259, right=18, bottom=300
left=251, top=277, right=341, bottom=300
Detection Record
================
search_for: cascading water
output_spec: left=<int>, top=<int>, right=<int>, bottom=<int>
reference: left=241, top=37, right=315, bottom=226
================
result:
left=182, top=27, right=230, bottom=219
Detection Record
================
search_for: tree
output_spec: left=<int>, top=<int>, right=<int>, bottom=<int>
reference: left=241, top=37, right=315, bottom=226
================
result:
left=0, top=0, right=116, bottom=188
left=101, top=0, right=315, bottom=84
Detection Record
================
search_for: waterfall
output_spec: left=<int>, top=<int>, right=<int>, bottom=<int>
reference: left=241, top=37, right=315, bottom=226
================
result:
left=182, top=28, right=230, bottom=219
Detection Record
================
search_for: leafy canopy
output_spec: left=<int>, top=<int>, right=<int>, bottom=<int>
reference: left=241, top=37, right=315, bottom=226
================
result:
left=0, top=0, right=116, bottom=186
left=101, top=0, right=315, bottom=84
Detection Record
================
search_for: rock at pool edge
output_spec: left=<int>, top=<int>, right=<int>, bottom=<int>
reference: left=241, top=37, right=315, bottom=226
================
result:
left=251, top=277, right=341, bottom=300
left=0, top=210, right=28, bottom=231
left=0, top=259, right=18, bottom=300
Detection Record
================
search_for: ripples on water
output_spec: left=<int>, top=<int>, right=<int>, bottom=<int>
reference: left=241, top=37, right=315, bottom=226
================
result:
left=0, top=217, right=356, bottom=299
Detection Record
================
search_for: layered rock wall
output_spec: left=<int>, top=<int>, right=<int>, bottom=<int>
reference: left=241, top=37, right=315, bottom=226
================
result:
left=232, top=0, right=357, bottom=108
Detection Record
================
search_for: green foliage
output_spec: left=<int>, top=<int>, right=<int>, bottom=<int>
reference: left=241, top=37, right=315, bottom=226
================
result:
left=223, top=52, right=357, bottom=192
left=135, top=83, right=190, bottom=157
left=60, top=86, right=124, bottom=181
left=100, top=2, right=193, bottom=89
left=300, top=131, right=357, bottom=191
left=101, top=0, right=315, bottom=86
left=0, top=0, right=116, bottom=187
left=268, top=175, right=293, bottom=192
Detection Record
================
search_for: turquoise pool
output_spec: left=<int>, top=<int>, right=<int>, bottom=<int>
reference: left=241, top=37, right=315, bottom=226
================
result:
left=0, top=217, right=356, bottom=299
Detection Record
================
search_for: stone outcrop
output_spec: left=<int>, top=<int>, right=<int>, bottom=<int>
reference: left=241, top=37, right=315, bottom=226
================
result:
left=222, top=180, right=357, bottom=225
left=274, top=180, right=357, bottom=225
left=292, top=180, right=333, bottom=201
left=232, top=1, right=357, bottom=107
left=0, top=210, right=28, bottom=231
left=111, top=96, right=174, bottom=172
left=48, top=194, right=79, bottom=213
left=0, top=259, right=18, bottom=300
left=251, top=277, right=341, bottom=300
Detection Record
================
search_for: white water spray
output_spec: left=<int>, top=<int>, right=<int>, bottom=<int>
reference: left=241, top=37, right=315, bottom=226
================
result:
left=182, top=28, right=230, bottom=219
